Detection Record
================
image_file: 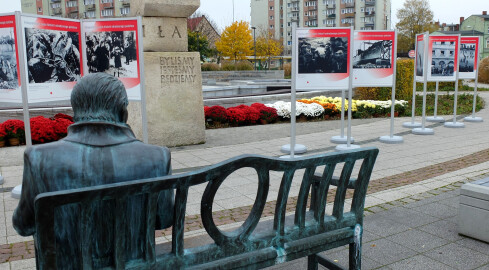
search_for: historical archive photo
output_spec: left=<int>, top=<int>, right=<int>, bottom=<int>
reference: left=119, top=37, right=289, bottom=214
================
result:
left=353, top=40, right=392, bottom=69
left=430, top=41, right=456, bottom=77
left=0, top=27, right=18, bottom=89
left=298, top=37, right=348, bottom=74
left=24, top=28, right=81, bottom=83
left=85, top=31, right=138, bottom=78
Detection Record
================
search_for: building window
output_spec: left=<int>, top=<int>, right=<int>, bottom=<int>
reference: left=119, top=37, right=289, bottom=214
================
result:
left=288, top=41, right=292, bottom=46
left=38, top=7, right=42, bottom=12
left=51, top=3, right=61, bottom=8
left=67, top=1, right=77, bottom=7
left=270, top=16, right=274, bottom=20
left=341, top=8, right=354, bottom=14
left=101, top=9, right=113, bottom=16
left=120, top=7, right=130, bottom=15
left=101, top=0, right=113, bottom=3
left=85, top=11, right=95, bottom=18
left=269, top=6, right=273, bottom=10
left=84, top=0, right=95, bottom=4
left=486, top=39, right=489, bottom=48
left=270, top=25, right=274, bottom=29
left=305, top=1, right=316, bottom=7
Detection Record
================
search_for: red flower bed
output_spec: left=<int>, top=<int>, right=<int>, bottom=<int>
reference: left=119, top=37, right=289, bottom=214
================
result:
left=2, top=119, right=25, bottom=139
left=251, top=103, right=278, bottom=122
left=30, top=116, right=58, bottom=143
left=236, top=105, right=260, bottom=124
left=53, top=113, right=74, bottom=122
left=205, top=105, right=228, bottom=123
left=226, top=107, right=247, bottom=125
left=0, top=125, right=6, bottom=140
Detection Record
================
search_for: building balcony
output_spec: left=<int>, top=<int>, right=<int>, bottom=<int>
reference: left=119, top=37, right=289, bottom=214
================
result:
left=51, top=0, right=61, bottom=2
left=67, top=6, right=78, bottom=13
left=307, top=15, right=317, bottom=20
left=104, top=3, right=114, bottom=9
left=365, top=11, right=375, bottom=16
left=86, top=4, right=95, bottom=10
left=326, top=4, right=336, bottom=8
left=345, top=2, right=355, bottom=8
left=344, top=12, right=355, bottom=17
left=365, top=22, right=374, bottom=27
left=291, top=16, right=299, bottom=21
left=365, top=0, right=375, bottom=6
left=291, top=7, right=299, bottom=11
left=328, top=13, right=336, bottom=18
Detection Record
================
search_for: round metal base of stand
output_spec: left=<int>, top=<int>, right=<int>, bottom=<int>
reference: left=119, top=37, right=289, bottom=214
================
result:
left=402, top=122, right=422, bottom=128
left=412, top=127, right=434, bottom=135
left=11, top=185, right=22, bottom=199
left=464, top=116, right=483, bottom=123
left=444, top=122, right=465, bottom=128
left=330, top=136, right=355, bottom=144
left=0, top=174, right=3, bottom=185
left=426, top=116, right=445, bottom=123
left=280, top=144, right=307, bottom=154
left=379, top=135, right=403, bottom=144
left=279, top=155, right=302, bottom=159
left=335, top=144, right=361, bottom=151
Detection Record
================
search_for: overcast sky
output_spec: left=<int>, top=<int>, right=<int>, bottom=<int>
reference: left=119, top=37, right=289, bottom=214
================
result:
left=1, top=0, right=488, bottom=31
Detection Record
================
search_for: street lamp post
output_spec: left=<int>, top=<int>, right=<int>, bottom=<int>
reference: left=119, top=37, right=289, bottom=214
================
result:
left=252, top=26, right=256, bottom=70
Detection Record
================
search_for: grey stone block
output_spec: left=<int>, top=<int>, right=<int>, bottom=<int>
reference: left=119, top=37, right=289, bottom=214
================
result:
left=458, top=179, right=489, bottom=243
left=411, top=202, right=458, bottom=219
left=364, top=215, right=412, bottom=237
left=418, top=219, right=464, bottom=242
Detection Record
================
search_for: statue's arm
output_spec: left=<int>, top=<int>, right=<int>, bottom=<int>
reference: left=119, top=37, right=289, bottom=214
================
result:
left=156, top=147, right=174, bottom=230
left=12, top=151, right=38, bottom=236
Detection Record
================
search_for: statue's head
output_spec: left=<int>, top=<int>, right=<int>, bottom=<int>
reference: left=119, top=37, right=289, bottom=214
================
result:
left=71, top=73, right=128, bottom=124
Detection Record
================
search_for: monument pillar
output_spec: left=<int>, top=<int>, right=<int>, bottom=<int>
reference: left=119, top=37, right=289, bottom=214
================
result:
left=128, top=0, right=205, bottom=147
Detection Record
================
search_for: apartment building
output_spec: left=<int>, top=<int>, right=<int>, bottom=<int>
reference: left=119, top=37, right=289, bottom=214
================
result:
left=20, top=0, right=131, bottom=19
left=251, top=0, right=391, bottom=55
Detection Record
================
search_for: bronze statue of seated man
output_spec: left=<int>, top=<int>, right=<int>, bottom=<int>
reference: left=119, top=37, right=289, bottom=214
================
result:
left=13, top=73, right=174, bottom=268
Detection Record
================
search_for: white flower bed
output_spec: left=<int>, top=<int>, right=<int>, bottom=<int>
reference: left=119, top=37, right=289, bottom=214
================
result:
left=265, top=101, right=325, bottom=119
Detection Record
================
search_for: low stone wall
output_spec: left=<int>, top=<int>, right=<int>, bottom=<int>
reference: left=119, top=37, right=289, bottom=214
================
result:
left=202, top=70, right=284, bottom=83
left=204, top=89, right=352, bottom=108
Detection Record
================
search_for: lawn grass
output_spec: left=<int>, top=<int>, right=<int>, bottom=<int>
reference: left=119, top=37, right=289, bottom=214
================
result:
left=409, top=93, right=485, bottom=116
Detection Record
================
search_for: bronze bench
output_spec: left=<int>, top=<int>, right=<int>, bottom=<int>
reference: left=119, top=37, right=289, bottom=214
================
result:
left=33, top=147, right=378, bottom=269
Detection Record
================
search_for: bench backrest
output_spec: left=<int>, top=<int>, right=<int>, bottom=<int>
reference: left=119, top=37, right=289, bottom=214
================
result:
left=34, top=147, right=378, bottom=269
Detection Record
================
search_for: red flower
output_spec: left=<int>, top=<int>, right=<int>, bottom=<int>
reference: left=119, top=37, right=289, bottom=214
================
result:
left=259, top=106, right=279, bottom=122
left=30, top=116, right=58, bottom=144
left=226, top=107, right=247, bottom=125
left=52, top=113, right=74, bottom=122
left=53, top=118, right=73, bottom=139
left=2, top=119, right=25, bottom=139
left=206, top=105, right=228, bottom=122
left=251, top=103, right=267, bottom=111
left=236, top=105, right=260, bottom=124
left=0, top=125, right=6, bottom=140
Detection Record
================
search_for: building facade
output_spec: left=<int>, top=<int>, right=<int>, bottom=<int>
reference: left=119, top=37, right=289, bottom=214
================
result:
left=251, top=0, right=391, bottom=55
left=21, top=0, right=131, bottom=19
left=460, top=12, right=489, bottom=59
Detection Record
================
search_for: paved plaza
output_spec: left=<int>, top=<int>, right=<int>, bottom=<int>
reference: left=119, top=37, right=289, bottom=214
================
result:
left=1, top=92, right=489, bottom=269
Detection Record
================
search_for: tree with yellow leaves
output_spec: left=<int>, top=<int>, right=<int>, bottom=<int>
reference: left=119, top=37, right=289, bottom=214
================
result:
left=215, top=21, right=253, bottom=65
left=256, top=30, right=283, bottom=70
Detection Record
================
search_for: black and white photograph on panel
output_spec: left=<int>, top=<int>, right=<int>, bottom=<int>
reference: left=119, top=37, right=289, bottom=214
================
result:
left=85, top=31, right=138, bottom=78
left=430, top=41, right=456, bottom=77
left=0, top=27, right=18, bottom=89
left=298, top=37, right=348, bottom=74
left=459, top=42, right=476, bottom=72
left=353, top=40, right=392, bottom=69
left=25, top=28, right=81, bottom=83
left=416, top=39, right=424, bottom=76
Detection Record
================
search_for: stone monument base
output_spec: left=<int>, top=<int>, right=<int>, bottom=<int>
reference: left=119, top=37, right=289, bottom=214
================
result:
left=128, top=52, right=205, bottom=147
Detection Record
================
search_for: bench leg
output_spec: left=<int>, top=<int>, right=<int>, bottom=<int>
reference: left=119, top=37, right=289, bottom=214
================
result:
left=349, top=224, right=362, bottom=270
left=307, top=254, right=318, bottom=270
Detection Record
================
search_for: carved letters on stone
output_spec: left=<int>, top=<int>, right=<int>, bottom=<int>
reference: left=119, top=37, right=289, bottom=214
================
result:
left=142, top=25, right=182, bottom=39
left=160, top=57, right=196, bottom=84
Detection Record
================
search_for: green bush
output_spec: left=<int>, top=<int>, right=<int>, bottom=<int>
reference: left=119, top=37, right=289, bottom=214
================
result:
left=201, top=63, right=220, bottom=71
left=355, top=59, right=414, bottom=101
left=479, top=56, right=489, bottom=84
